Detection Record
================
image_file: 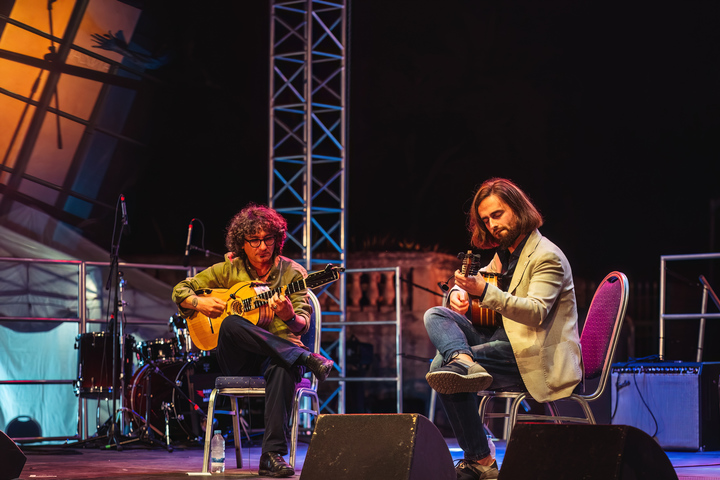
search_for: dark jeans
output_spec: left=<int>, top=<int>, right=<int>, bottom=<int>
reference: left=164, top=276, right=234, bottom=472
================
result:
left=424, top=306, right=524, bottom=461
left=215, top=315, right=309, bottom=456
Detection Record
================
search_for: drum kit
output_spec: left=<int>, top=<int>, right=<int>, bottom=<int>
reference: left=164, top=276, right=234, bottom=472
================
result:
left=74, top=314, right=222, bottom=447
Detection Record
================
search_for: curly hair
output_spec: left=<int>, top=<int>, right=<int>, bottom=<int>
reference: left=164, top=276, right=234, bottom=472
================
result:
left=225, top=203, right=288, bottom=261
left=468, top=178, right=543, bottom=249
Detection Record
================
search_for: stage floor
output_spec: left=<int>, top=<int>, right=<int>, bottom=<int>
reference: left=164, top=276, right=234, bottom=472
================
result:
left=15, top=436, right=720, bottom=480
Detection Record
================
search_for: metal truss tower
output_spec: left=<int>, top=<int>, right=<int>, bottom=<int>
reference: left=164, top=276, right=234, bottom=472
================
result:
left=268, top=1, right=348, bottom=411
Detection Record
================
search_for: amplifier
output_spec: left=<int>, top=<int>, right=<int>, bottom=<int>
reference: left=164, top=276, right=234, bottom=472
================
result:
left=610, top=362, right=720, bottom=451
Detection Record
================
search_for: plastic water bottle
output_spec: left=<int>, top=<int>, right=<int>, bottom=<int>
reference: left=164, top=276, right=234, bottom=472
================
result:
left=211, top=430, right=225, bottom=473
left=487, top=434, right=496, bottom=459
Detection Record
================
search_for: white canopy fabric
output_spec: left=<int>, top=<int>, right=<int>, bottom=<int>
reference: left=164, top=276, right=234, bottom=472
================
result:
left=0, top=204, right=181, bottom=442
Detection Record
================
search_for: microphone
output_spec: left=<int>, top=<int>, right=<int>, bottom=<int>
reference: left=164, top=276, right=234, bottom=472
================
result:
left=438, top=273, right=454, bottom=293
left=120, top=194, right=129, bottom=226
left=183, top=219, right=194, bottom=266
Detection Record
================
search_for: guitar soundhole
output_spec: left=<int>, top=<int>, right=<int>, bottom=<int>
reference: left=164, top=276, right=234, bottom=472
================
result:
left=229, top=301, right=243, bottom=316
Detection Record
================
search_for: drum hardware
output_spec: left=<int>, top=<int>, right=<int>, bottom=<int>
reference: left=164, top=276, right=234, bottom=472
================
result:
left=135, top=347, right=206, bottom=416
left=114, top=357, right=174, bottom=453
left=161, top=402, right=173, bottom=449
left=125, top=346, right=213, bottom=445
left=169, top=313, right=197, bottom=362
left=123, top=364, right=173, bottom=453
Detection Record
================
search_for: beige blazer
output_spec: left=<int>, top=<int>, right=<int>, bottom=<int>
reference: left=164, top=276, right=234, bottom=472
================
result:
left=452, top=229, right=583, bottom=402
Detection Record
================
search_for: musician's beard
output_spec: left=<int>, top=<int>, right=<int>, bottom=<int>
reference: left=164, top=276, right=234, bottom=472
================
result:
left=494, top=225, right=521, bottom=250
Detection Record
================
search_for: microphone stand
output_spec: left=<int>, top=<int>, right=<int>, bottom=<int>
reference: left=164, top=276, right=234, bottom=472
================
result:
left=183, top=218, right=224, bottom=267
left=104, top=204, right=128, bottom=450
left=188, top=245, right=224, bottom=260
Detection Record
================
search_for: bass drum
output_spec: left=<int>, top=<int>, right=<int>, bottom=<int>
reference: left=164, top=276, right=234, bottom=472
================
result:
left=125, top=355, right=222, bottom=443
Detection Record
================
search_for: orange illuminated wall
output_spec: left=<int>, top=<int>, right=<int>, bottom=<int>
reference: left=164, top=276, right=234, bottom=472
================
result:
left=0, top=0, right=140, bottom=211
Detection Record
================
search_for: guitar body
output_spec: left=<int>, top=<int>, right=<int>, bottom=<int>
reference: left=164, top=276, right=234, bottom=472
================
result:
left=468, top=273, right=502, bottom=327
left=186, top=283, right=273, bottom=351
left=184, top=264, right=344, bottom=351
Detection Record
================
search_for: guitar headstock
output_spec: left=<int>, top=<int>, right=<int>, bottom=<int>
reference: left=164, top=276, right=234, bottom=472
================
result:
left=305, top=264, right=346, bottom=289
left=457, top=250, right=482, bottom=277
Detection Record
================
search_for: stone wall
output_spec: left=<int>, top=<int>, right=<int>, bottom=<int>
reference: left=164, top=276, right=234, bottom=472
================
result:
left=316, top=251, right=459, bottom=417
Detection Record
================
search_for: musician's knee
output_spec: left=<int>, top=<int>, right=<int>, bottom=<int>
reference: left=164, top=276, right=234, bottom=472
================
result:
left=424, top=306, right=450, bottom=330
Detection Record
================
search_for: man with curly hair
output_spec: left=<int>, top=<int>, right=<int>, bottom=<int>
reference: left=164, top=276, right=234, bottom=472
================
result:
left=424, top=178, right=582, bottom=480
left=172, top=203, right=333, bottom=477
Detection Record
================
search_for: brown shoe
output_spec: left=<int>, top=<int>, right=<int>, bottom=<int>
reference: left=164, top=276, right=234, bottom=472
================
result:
left=258, top=452, right=294, bottom=477
left=305, top=353, right=334, bottom=382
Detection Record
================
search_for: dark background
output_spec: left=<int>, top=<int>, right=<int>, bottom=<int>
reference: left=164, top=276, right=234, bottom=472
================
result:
left=114, top=1, right=720, bottom=289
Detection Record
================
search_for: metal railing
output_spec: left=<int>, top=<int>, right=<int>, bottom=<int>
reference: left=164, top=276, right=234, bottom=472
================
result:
left=659, top=253, right=720, bottom=361
left=322, top=266, right=403, bottom=414
left=0, top=257, right=407, bottom=441
left=0, top=256, right=196, bottom=442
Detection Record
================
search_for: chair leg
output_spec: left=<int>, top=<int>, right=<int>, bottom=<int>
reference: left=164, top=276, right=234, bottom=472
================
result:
left=547, top=401, right=562, bottom=423
left=506, top=393, right=527, bottom=443
left=478, top=395, right=491, bottom=425
left=202, top=389, right=219, bottom=473
left=429, top=388, right=438, bottom=422
left=573, top=396, right=597, bottom=424
left=290, top=390, right=320, bottom=468
left=230, top=397, right=243, bottom=469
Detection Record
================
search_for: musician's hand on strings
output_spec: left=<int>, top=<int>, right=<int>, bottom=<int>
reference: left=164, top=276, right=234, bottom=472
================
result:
left=454, top=269, right=487, bottom=298
left=448, top=289, right=470, bottom=315
left=268, top=291, right=294, bottom=321
left=193, top=296, right=226, bottom=318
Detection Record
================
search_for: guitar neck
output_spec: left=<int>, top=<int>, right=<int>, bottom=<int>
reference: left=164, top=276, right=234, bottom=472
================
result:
left=254, top=278, right=307, bottom=301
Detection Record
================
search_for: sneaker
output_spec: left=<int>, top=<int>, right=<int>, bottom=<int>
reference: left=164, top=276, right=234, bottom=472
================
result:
left=425, top=359, right=493, bottom=394
left=455, top=459, right=499, bottom=480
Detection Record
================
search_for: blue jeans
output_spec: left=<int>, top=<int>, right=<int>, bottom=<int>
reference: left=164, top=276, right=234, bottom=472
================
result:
left=424, top=306, right=524, bottom=460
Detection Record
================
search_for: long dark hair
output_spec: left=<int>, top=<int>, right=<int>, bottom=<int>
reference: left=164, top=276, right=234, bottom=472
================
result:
left=468, top=178, right=543, bottom=249
left=225, top=203, right=288, bottom=261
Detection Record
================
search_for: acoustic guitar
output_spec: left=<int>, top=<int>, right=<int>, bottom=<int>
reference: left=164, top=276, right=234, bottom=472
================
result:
left=186, top=264, right=344, bottom=350
left=458, top=250, right=502, bottom=327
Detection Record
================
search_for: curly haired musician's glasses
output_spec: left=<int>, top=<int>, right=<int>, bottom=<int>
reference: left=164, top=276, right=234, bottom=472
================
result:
left=246, top=236, right=276, bottom=248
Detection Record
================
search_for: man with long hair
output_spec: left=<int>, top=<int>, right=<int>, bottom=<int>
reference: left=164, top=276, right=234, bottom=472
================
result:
left=172, top=203, right=333, bottom=477
left=424, top=178, right=582, bottom=480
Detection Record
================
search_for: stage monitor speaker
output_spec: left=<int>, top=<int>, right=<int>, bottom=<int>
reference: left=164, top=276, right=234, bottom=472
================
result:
left=0, top=430, right=26, bottom=480
left=498, top=424, right=677, bottom=480
left=610, top=362, right=720, bottom=451
left=299, top=414, right=455, bottom=480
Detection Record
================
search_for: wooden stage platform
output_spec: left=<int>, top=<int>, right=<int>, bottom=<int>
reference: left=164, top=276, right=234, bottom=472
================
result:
left=14, top=436, right=720, bottom=479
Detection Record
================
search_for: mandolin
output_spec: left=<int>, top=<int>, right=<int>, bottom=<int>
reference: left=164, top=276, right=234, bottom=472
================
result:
left=186, top=264, right=344, bottom=350
left=458, top=251, right=502, bottom=327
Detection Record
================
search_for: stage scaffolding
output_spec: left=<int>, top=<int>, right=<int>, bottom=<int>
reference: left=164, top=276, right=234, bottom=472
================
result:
left=0, top=0, right=398, bottom=419
left=269, top=1, right=377, bottom=415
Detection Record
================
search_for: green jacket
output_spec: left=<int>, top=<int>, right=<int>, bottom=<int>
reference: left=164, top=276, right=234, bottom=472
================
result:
left=172, top=256, right=312, bottom=348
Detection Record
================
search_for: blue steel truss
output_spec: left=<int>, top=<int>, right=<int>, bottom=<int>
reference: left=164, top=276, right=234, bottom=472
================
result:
left=268, top=0, right=348, bottom=413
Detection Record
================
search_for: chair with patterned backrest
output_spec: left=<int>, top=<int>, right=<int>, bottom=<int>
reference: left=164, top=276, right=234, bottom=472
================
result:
left=477, top=271, right=629, bottom=442
left=201, top=289, right=324, bottom=472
